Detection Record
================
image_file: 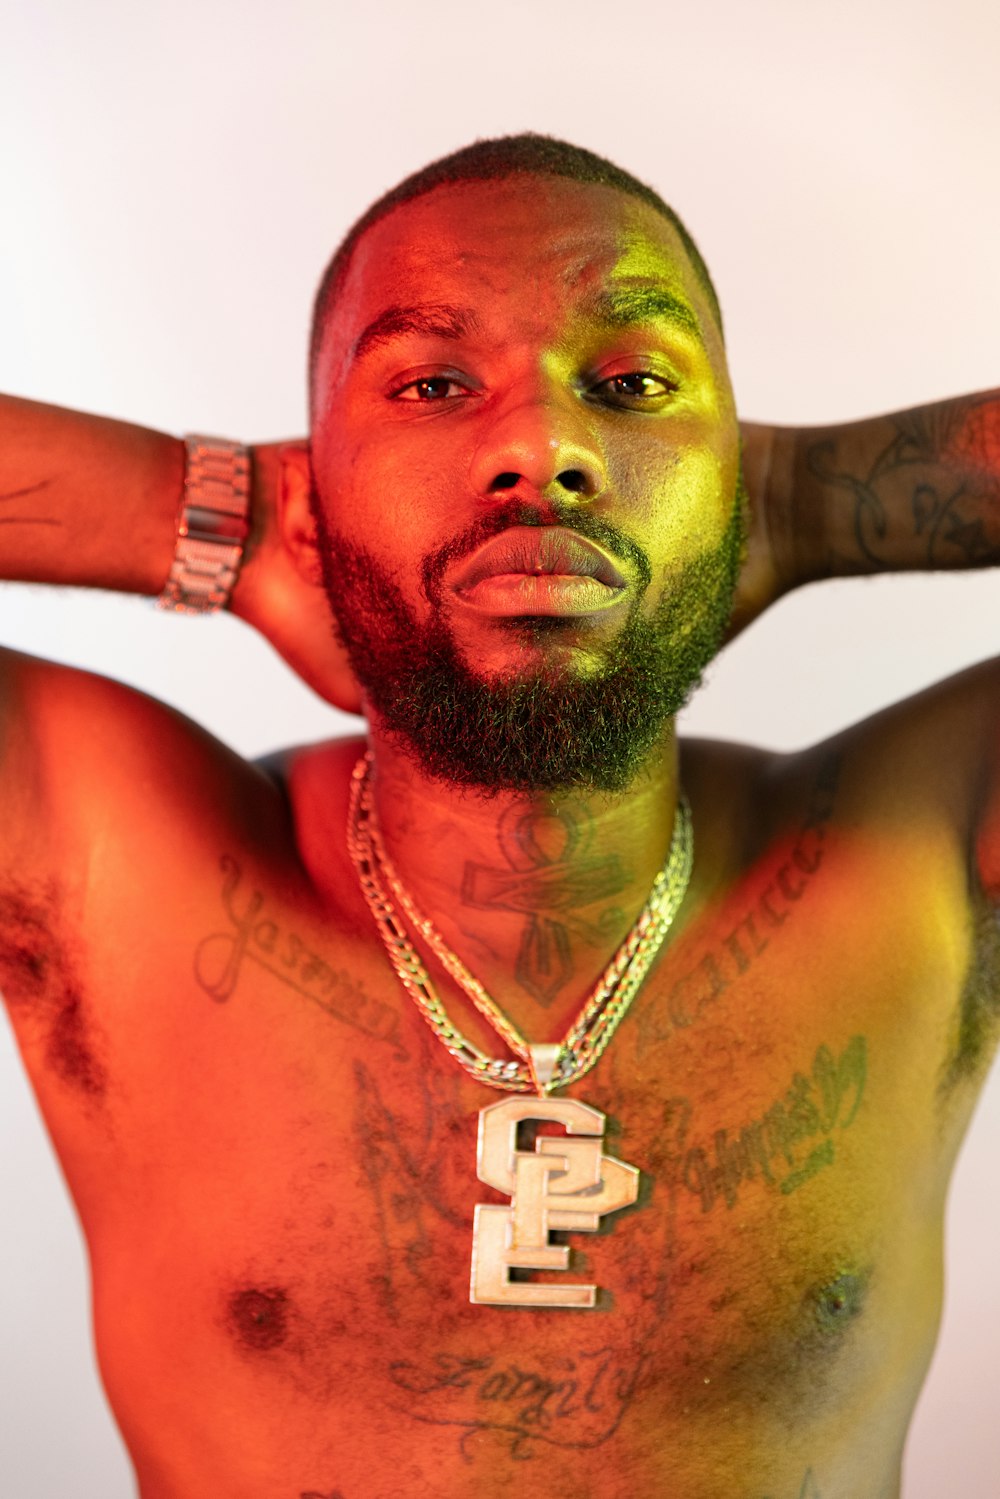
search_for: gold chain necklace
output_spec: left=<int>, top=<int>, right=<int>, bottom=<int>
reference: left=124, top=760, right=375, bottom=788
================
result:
left=346, top=749, right=694, bottom=1307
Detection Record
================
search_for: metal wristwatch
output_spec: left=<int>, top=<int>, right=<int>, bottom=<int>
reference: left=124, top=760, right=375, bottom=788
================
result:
left=157, top=435, right=251, bottom=613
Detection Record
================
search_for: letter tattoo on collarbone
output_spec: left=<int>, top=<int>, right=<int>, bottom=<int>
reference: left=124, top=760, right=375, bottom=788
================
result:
left=642, top=754, right=842, bottom=1049
left=194, top=855, right=407, bottom=1055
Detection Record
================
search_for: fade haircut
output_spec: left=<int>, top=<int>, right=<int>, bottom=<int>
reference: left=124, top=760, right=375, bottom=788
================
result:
left=308, top=132, right=723, bottom=411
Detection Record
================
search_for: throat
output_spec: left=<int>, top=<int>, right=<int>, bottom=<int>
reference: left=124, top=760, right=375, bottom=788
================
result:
left=347, top=749, right=690, bottom=1068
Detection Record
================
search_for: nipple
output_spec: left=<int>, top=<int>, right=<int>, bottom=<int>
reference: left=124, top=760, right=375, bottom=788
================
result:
left=812, top=1271, right=866, bottom=1331
left=227, top=1287, right=290, bottom=1351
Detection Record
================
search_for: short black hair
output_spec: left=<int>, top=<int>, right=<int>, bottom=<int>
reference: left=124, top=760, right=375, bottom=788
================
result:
left=308, top=132, right=722, bottom=407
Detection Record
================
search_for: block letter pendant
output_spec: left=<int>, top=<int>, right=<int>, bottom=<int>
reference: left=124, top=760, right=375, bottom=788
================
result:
left=469, top=1094, right=640, bottom=1308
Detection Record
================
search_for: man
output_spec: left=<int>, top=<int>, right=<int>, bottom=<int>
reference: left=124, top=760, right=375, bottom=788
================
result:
left=1, top=133, right=998, bottom=1499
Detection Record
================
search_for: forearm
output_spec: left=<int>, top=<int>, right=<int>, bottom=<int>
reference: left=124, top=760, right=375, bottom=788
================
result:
left=770, top=389, right=1000, bottom=589
left=0, top=394, right=184, bottom=594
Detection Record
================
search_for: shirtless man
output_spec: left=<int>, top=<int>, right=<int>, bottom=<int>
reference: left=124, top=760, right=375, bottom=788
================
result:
left=2, top=133, right=999, bottom=1499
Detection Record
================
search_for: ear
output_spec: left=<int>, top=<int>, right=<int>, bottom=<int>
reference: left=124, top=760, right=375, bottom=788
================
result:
left=277, top=441, right=325, bottom=586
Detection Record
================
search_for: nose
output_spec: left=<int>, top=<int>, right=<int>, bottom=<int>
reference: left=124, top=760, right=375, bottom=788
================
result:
left=469, top=390, right=607, bottom=504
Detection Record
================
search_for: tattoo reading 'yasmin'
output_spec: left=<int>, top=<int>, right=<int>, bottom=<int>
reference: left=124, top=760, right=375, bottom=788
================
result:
left=194, top=855, right=406, bottom=1055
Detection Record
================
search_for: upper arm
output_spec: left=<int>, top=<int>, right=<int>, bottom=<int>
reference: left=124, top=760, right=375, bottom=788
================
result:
left=839, top=653, right=1000, bottom=894
left=0, top=643, right=260, bottom=896
left=0, top=645, right=61, bottom=878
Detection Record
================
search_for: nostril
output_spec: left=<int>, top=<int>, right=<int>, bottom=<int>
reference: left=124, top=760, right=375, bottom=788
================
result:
left=491, top=472, right=520, bottom=490
left=558, top=469, right=588, bottom=494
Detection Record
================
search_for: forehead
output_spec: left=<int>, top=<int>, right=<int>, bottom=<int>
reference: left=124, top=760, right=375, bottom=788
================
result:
left=330, top=177, right=706, bottom=352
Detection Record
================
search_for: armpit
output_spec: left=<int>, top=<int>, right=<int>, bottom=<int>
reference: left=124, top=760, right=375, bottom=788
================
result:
left=0, top=882, right=107, bottom=1098
left=940, top=893, right=1000, bottom=1091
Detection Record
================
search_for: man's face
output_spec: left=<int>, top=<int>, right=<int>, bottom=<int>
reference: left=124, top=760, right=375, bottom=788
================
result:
left=309, top=177, right=743, bottom=796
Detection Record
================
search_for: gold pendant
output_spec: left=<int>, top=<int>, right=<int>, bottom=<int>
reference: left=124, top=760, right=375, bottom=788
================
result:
left=470, top=1091, right=640, bottom=1308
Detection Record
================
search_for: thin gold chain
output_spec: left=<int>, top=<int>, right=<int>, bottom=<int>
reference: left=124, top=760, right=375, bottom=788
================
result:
left=346, top=751, right=693, bottom=1093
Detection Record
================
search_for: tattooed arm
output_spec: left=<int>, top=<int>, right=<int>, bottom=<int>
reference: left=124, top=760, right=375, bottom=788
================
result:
left=734, top=392, right=1000, bottom=629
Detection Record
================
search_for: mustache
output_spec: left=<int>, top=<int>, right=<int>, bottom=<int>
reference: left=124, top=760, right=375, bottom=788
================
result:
left=421, top=501, right=653, bottom=606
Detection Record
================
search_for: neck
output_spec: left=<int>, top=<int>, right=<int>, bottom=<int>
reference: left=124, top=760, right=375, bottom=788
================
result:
left=362, top=714, right=681, bottom=1040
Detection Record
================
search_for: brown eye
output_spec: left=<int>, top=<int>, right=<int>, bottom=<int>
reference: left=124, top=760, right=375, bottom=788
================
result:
left=394, top=377, right=464, bottom=401
left=593, top=372, right=675, bottom=402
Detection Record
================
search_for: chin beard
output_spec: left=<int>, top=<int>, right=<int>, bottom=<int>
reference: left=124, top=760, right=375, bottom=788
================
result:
left=313, top=485, right=746, bottom=800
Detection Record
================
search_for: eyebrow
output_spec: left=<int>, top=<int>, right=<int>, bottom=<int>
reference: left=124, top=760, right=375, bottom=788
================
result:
left=349, top=285, right=703, bottom=366
left=351, top=303, right=485, bottom=362
left=583, top=286, right=703, bottom=342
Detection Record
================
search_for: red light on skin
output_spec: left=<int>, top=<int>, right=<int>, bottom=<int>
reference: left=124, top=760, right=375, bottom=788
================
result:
left=940, top=397, right=1000, bottom=480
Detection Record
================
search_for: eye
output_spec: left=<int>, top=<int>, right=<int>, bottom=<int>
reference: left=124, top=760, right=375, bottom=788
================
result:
left=391, top=376, right=470, bottom=402
left=590, top=371, right=677, bottom=405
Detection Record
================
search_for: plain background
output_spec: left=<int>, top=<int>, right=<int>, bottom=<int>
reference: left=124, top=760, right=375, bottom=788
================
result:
left=2, top=1, right=999, bottom=1493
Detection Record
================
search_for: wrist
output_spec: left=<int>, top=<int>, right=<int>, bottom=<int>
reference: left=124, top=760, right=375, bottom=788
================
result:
left=157, top=435, right=251, bottom=613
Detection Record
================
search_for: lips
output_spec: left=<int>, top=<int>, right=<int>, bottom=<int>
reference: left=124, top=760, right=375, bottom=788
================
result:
left=449, top=527, right=628, bottom=593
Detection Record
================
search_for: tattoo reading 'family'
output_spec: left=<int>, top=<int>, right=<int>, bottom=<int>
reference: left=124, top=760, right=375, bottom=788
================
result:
left=641, top=755, right=841, bottom=1050
left=807, top=396, right=1000, bottom=572
left=388, top=1346, right=648, bottom=1461
left=194, top=856, right=406, bottom=1055
left=460, top=799, right=630, bottom=1006
left=664, top=1035, right=866, bottom=1214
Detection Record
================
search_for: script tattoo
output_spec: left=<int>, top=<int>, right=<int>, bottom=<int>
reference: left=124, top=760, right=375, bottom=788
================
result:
left=460, top=799, right=630, bottom=1005
left=640, top=754, right=840, bottom=1049
left=662, top=1036, right=867, bottom=1214
left=195, top=856, right=406, bottom=1055
left=806, top=396, right=1000, bottom=571
left=388, top=1346, right=648, bottom=1461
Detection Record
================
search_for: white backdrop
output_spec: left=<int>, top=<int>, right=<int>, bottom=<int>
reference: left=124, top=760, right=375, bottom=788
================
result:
left=2, top=2, right=999, bottom=1494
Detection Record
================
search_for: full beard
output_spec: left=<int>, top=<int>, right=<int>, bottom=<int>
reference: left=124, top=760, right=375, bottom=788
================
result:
left=312, top=483, right=747, bottom=800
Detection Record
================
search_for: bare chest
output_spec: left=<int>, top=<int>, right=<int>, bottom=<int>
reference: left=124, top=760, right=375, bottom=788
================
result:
left=53, top=817, right=978, bottom=1497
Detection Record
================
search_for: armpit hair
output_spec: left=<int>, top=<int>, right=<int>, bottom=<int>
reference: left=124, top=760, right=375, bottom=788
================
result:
left=941, top=892, right=1000, bottom=1092
left=0, top=881, right=107, bottom=1098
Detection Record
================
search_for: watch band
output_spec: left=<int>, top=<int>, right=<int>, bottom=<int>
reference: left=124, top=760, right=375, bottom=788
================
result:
left=157, top=434, right=251, bottom=613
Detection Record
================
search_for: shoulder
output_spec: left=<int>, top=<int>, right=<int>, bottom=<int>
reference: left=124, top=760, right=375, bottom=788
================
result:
left=810, top=654, right=1000, bottom=857
left=0, top=647, right=299, bottom=898
left=252, top=732, right=370, bottom=904
left=686, top=650, right=1000, bottom=838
